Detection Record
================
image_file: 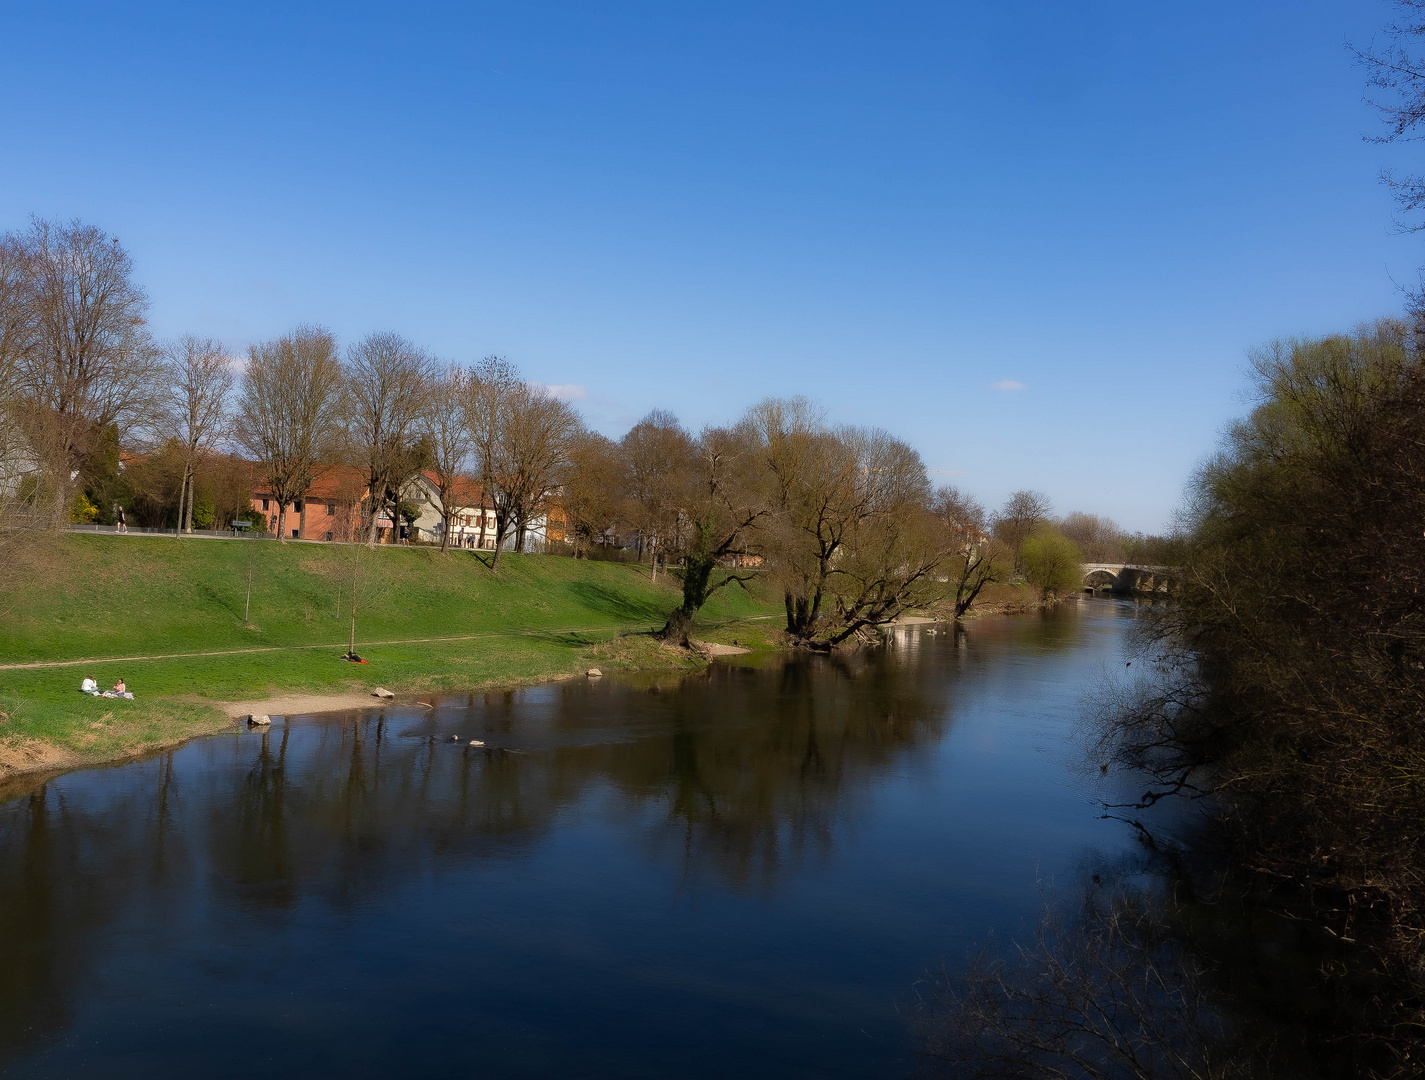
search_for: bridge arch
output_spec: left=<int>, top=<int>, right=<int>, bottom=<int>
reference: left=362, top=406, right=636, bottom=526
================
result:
left=1083, top=568, right=1118, bottom=590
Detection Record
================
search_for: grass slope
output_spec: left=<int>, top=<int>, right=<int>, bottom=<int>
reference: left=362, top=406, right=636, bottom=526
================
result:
left=0, top=535, right=779, bottom=776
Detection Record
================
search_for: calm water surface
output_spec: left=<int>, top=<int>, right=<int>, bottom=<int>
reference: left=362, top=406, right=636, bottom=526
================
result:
left=0, top=602, right=1148, bottom=1078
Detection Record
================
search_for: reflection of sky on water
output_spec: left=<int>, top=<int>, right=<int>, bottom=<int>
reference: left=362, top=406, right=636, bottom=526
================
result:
left=0, top=601, right=1146, bottom=1079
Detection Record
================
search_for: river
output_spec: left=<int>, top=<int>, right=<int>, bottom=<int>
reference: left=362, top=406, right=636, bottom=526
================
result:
left=0, top=601, right=1150, bottom=1079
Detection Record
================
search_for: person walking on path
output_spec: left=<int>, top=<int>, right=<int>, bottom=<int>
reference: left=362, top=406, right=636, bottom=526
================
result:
left=115, top=505, right=127, bottom=533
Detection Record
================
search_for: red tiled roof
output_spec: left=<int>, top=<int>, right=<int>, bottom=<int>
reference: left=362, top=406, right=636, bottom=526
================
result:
left=246, top=463, right=489, bottom=506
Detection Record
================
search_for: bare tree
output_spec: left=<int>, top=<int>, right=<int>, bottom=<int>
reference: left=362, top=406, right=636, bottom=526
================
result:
left=745, top=397, right=833, bottom=635
left=934, top=486, right=1003, bottom=618
left=464, top=356, right=521, bottom=569
left=157, top=335, right=233, bottom=534
left=332, top=540, right=382, bottom=659
left=235, top=326, right=344, bottom=542
left=994, top=490, right=1052, bottom=573
left=658, top=422, right=770, bottom=645
left=8, top=218, right=160, bottom=524
left=0, top=233, right=43, bottom=585
left=746, top=398, right=948, bottom=646
left=560, top=429, right=626, bottom=557
left=463, top=358, right=580, bottom=566
left=749, top=398, right=892, bottom=640
left=810, top=433, right=945, bottom=647
left=0, top=231, right=31, bottom=386
left=343, top=331, right=434, bottom=546
left=621, top=408, right=693, bottom=571
left=1357, top=3, right=1425, bottom=237
left=1059, top=511, right=1127, bottom=563
left=917, top=884, right=1243, bottom=1080
left=503, top=385, right=581, bottom=554
left=419, top=362, right=475, bottom=554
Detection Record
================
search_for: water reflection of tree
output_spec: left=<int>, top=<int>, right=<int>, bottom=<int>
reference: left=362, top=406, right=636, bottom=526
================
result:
left=0, top=755, right=192, bottom=1061
left=586, top=649, right=955, bottom=893
left=915, top=862, right=1246, bottom=1080
left=0, top=638, right=977, bottom=1059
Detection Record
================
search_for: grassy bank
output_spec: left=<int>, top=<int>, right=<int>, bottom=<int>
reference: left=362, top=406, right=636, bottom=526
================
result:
left=0, top=535, right=781, bottom=776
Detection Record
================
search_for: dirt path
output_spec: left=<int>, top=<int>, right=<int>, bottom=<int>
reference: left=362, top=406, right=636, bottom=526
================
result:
left=215, top=691, right=402, bottom=719
left=0, top=616, right=780, bottom=672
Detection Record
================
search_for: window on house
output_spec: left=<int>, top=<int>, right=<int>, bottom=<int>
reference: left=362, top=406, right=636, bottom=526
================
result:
left=292, top=528, right=299, bottom=538
left=328, top=503, right=336, bottom=514
left=261, top=498, right=269, bottom=511
left=294, top=501, right=303, bottom=513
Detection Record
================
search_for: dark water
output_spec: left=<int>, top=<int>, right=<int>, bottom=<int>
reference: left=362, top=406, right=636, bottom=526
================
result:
left=0, top=602, right=1146, bottom=1079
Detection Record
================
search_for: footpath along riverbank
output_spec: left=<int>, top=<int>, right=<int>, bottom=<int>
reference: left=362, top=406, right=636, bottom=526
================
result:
left=0, top=619, right=786, bottom=782
left=0, top=535, right=1080, bottom=784
left=0, top=536, right=783, bottom=782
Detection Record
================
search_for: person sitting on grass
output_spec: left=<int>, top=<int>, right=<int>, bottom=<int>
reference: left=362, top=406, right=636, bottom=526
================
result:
left=81, top=676, right=98, bottom=694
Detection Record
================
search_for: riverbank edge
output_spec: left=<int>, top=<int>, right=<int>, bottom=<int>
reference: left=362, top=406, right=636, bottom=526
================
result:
left=0, top=597, right=1079, bottom=788
left=0, top=630, right=745, bottom=786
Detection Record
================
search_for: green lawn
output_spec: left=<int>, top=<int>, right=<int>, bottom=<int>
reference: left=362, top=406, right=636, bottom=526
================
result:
left=0, top=535, right=780, bottom=776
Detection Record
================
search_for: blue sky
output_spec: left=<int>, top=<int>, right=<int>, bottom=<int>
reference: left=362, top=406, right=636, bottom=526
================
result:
left=0, top=1, right=1412, bottom=532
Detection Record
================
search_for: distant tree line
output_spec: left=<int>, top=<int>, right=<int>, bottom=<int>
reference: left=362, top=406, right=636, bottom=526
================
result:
left=924, top=319, right=1425, bottom=1077
left=0, top=216, right=1164, bottom=645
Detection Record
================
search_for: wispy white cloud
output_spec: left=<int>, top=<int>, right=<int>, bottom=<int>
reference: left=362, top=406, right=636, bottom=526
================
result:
left=532, top=382, right=590, bottom=401
left=990, top=379, right=1026, bottom=392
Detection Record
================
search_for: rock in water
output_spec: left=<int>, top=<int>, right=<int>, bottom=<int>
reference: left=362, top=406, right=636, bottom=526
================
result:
left=247, top=714, right=271, bottom=726
left=469, top=739, right=485, bottom=747
left=371, top=687, right=395, bottom=699
left=586, top=668, right=603, bottom=678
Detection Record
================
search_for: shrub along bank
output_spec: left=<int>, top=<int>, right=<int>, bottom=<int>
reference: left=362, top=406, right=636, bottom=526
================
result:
left=0, top=535, right=780, bottom=778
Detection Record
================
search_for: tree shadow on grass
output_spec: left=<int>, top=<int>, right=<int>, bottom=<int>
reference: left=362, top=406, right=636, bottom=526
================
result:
left=565, top=580, right=666, bottom=624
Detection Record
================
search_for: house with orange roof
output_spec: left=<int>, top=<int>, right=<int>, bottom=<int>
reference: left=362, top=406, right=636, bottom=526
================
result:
left=247, top=464, right=369, bottom=541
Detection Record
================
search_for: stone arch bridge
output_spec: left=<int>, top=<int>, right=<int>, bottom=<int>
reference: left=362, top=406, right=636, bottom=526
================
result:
left=1081, top=564, right=1173, bottom=594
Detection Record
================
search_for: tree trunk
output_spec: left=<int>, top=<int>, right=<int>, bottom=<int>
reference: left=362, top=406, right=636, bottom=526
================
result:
left=276, top=503, right=287, bottom=541
left=490, top=516, right=507, bottom=571
left=299, top=500, right=307, bottom=540
left=367, top=493, right=381, bottom=546
left=182, top=463, right=195, bottom=533
left=176, top=466, right=189, bottom=537
left=659, top=552, right=716, bottom=645
left=955, top=577, right=987, bottom=618
left=660, top=606, right=694, bottom=647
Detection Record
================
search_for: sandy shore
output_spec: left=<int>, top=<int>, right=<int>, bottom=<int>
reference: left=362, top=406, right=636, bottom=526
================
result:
left=692, top=640, right=751, bottom=657
left=216, top=691, right=401, bottom=719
